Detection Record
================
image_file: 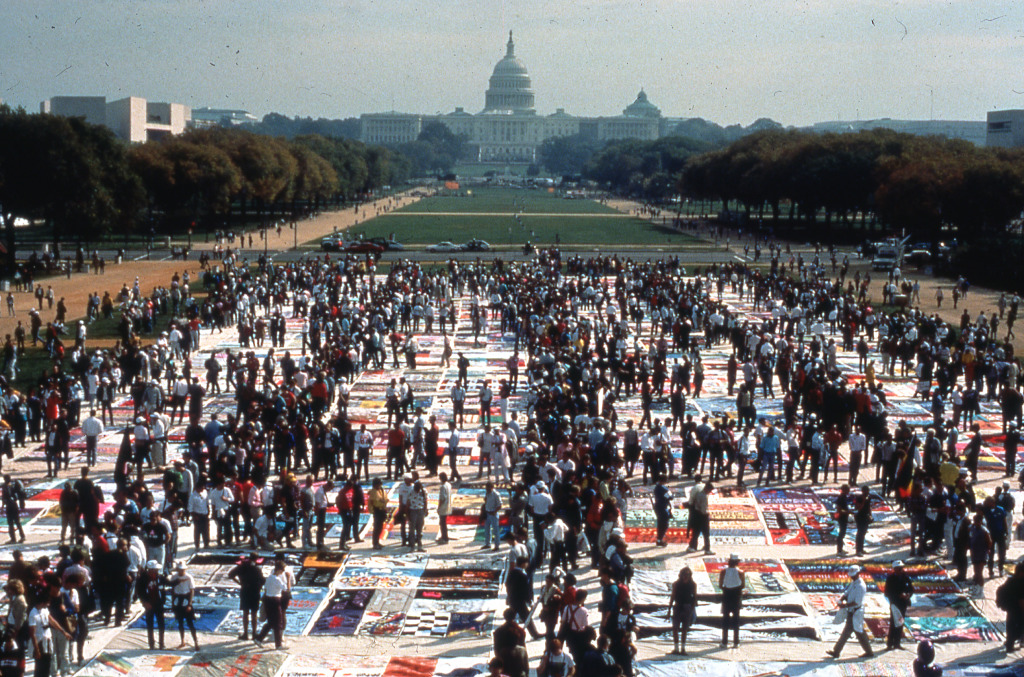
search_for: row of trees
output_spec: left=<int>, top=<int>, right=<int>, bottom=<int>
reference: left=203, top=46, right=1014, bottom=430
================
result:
left=0, top=105, right=409, bottom=271
left=679, top=129, right=1024, bottom=243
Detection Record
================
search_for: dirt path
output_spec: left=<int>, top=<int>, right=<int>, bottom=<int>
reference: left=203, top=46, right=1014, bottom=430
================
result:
left=184, top=191, right=423, bottom=252
left=3, top=260, right=202, bottom=347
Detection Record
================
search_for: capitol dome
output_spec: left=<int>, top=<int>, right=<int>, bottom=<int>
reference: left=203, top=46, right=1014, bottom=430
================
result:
left=623, top=89, right=661, bottom=118
left=484, top=31, right=536, bottom=113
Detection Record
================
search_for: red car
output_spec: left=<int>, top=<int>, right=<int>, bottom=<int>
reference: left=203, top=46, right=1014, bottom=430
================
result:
left=344, top=241, right=385, bottom=254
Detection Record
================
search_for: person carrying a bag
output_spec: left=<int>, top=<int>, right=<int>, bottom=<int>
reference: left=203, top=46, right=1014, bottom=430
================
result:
left=827, top=565, right=874, bottom=659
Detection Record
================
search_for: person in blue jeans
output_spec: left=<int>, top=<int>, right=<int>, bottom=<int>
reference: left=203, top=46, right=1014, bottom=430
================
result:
left=483, top=482, right=502, bottom=550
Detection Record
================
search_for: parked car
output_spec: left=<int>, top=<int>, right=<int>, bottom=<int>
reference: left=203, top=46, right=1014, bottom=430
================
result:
left=320, top=236, right=343, bottom=252
left=344, top=241, right=385, bottom=254
left=425, top=241, right=463, bottom=253
left=367, top=237, right=405, bottom=251
left=905, top=248, right=932, bottom=266
left=463, top=239, right=491, bottom=251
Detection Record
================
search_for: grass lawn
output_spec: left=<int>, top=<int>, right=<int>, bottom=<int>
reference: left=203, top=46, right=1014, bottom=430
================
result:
left=343, top=212, right=701, bottom=246
left=399, top=186, right=618, bottom=215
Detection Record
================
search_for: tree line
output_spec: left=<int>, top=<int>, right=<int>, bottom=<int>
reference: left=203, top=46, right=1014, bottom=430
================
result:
left=0, top=105, right=410, bottom=271
left=678, top=128, right=1024, bottom=243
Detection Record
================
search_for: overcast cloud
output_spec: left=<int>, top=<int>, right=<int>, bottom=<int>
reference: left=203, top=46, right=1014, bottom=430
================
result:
left=1, top=0, right=1022, bottom=126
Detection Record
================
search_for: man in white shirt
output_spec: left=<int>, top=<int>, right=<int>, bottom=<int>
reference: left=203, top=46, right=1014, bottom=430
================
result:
left=447, top=421, right=462, bottom=482
left=827, top=565, right=874, bottom=658
left=81, top=410, right=104, bottom=467
left=437, top=473, right=452, bottom=544
left=29, top=595, right=62, bottom=675
left=188, top=480, right=211, bottom=549
left=847, top=427, right=868, bottom=486
left=313, top=480, right=333, bottom=550
left=211, top=479, right=236, bottom=547
left=354, top=424, right=373, bottom=482
left=544, top=515, right=569, bottom=572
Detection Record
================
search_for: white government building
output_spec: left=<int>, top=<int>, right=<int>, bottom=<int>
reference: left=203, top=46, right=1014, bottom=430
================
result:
left=360, top=32, right=667, bottom=163
left=41, top=96, right=191, bottom=143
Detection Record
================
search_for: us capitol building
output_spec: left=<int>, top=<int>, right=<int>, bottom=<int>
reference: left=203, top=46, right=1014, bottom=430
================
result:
left=360, top=32, right=673, bottom=163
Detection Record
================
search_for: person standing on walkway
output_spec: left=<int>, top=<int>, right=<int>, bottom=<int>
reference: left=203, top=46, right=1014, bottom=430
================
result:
left=437, top=473, right=452, bottom=544
left=483, top=482, right=502, bottom=551
left=668, top=566, right=696, bottom=655
left=407, top=481, right=427, bottom=551
left=827, top=565, right=874, bottom=659
left=854, top=485, right=872, bottom=556
left=684, top=480, right=712, bottom=554
left=653, top=476, right=673, bottom=547
left=884, top=561, right=913, bottom=651
left=835, top=484, right=852, bottom=556
left=227, top=553, right=264, bottom=642
left=719, top=554, right=745, bottom=648
left=368, top=478, right=388, bottom=550
left=80, top=410, right=103, bottom=467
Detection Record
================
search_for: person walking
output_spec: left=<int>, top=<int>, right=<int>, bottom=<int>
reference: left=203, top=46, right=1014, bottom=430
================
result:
left=827, top=565, right=874, bottom=659
left=255, top=559, right=291, bottom=650
left=719, top=554, right=745, bottom=648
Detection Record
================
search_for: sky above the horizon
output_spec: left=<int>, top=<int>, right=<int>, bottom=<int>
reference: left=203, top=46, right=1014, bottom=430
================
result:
left=2, top=0, right=1023, bottom=127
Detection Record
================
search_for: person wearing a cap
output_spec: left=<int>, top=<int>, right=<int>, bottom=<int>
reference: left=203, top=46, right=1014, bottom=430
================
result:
left=168, top=562, right=199, bottom=650
left=719, top=554, right=745, bottom=648
left=135, top=561, right=166, bottom=650
left=884, top=561, right=913, bottom=650
left=827, top=565, right=873, bottom=658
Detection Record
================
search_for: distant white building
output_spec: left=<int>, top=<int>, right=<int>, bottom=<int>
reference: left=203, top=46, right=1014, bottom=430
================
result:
left=40, top=95, right=191, bottom=143
left=986, top=110, right=1024, bottom=148
left=803, top=118, right=986, bottom=146
left=360, top=32, right=664, bottom=163
left=190, top=107, right=259, bottom=128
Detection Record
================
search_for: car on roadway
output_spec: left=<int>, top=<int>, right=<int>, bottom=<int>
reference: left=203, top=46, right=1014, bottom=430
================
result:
left=343, top=241, right=385, bottom=254
left=367, top=237, right=405, bottom=251
left=425, top=241, right=464, bottom=253
left=462, top=239, right=491, bottom=252
left=320, top=236, right=343, bottom=252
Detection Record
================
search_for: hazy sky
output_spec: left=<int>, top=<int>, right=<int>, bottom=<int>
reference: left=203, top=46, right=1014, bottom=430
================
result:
left=2, top=0, right=1023, bottom=126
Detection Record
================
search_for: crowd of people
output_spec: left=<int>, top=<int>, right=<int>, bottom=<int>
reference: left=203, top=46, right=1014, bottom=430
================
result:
left=0, top=243, right=1019, bottom=677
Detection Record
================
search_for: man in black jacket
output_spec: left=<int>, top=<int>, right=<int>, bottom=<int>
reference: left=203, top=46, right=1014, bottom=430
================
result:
left=505, top=557, right=533, bottom=623
left=884, top=561, right=913, bottom=650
